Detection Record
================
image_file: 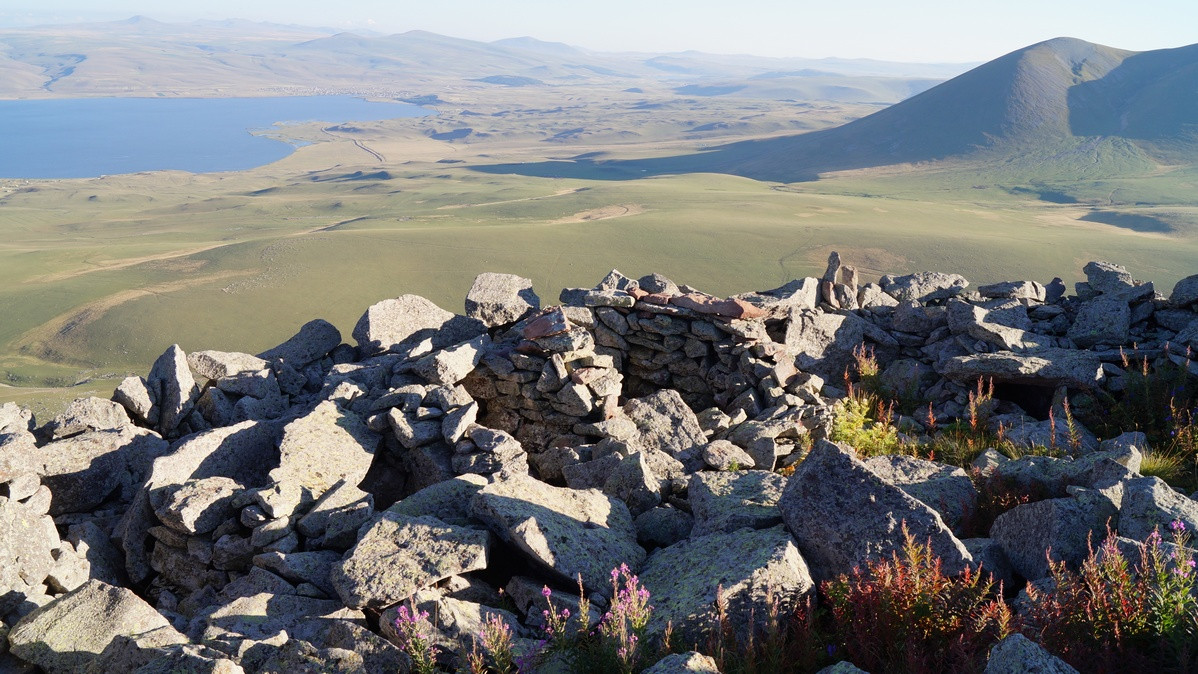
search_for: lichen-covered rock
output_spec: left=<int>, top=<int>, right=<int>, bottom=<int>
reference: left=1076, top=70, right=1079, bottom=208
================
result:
left=269, top=400, right=379, bottom=512
left=623, top=390, right=706, bottom=459
left=47, top=397, right=130, bottom=439
left=642, top=651, right=722, bottom=673
left=471, top=476, right=645, bottom=595
left=991, top=493, right=1118, bottom=580
left=1068, top=298, right=1130, bottom=348
left=1117, top=476, right=1198, bottom=542
left=939, top=349, right=1102, bottom=389
left=882, top=271, right=968, bottom=302
left=153, top=476, right=241, bottom=535
left=635, top=506, right=695, bottom=548
left=8, top=580, right=181, bottom=674
left=412, top=334, right=490, bottom=386
left=465, top=272, right=540, bottom=327
left=353, top=294, right=485, bottom=357
left=258, top=318, right=342, bottom=367
left=701, top=439, right=756, bottom=471
left=331, top=512, right=490, bottom=609
left=26, top=427, right=169, bottom=515
left=984, top=633, right=1078, bottom=673
left=0, top=495, right=60, bottom=616
left=640, top=525, right=814, bottom=645
left=863, top=454, right=978, bottom=532
left=689, top=470, right=785, bottom=537
left=780, top=440, right=971, bottom=584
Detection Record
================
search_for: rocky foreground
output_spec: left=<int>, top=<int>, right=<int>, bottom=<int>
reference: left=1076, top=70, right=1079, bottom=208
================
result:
left=2, top=256, right=1197, bottom=673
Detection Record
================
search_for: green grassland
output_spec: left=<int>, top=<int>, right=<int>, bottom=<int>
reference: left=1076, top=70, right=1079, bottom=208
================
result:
left=2, top=48, right=1197, bottom=419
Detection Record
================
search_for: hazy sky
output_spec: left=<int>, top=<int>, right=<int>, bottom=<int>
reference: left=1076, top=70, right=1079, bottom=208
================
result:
left=0, top=0, right=1194, bottom=63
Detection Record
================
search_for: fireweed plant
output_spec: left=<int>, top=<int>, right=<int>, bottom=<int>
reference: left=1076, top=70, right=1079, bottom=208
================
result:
left=393, top=603, right=440, bottom=674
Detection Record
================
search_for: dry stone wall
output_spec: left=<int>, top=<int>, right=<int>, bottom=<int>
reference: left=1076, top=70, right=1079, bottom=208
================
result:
left=1, top=260, right=1197, bottom=673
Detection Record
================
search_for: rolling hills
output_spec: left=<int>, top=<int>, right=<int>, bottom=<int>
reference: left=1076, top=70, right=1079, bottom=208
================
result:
left=674, top=37, right=1198, bottom=182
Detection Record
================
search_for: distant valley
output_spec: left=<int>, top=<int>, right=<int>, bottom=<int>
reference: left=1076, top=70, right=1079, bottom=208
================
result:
left=0, top=18, right=1195, bottom=417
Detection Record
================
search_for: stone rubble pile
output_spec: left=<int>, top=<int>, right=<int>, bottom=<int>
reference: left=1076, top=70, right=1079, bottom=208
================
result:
left=1, top=259, right=1196, bottom=673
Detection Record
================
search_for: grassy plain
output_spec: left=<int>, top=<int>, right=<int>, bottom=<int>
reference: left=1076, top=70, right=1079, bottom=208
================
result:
left=2, top=82, right=1196, bottom=420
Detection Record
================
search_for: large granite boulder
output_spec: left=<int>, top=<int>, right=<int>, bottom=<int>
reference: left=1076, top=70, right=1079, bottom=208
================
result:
left=990, top=492, right=1118, bottom=580
left=780, top=440, right=971, bottom=583
left=1117, top=476, right=1198, bottom=542
left=470, top=476, right=645, bottom=595
left=147, top=344, right=199, bottom=436
left=984, top=633, right=1079, bottom=674
left=639, top=525, right=814, bottom=646
left=8, top=580, right=182, bottom=674
left=465, top=272, right=540, bottom=327
left=688, top=470, right=785, bottom=537
left=331, top=512, right=490, bottom=609
left=353, top=294, right=485, bottom=357
left=268, top=400, right=379, bottom=513
left=939, top=349, right=1102, bottom=389
left=21, top=427, right=169, bottom=515
left=863, top=454, right=978, bottom=532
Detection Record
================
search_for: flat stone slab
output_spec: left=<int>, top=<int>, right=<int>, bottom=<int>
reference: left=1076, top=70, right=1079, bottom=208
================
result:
left=9, top=579, right=182, bottom=674
left=269, top=400, right=379, bottom=511
left=331, top=512, right=490, bottom=609
left=939, top=348, right=1102, bottom=389
left=639, top=525, right=814, bottom=646
left=780, top=440, right=971, bottom=584
left=471, top=476, right=645, bottom=595
left=689, top=470, right=786, bottom=536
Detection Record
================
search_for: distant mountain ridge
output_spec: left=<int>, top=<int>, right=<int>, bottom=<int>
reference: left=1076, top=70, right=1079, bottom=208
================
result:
left=694, top=37, right=1198, bottom=181
left=0, top=15, right=968, bottom=102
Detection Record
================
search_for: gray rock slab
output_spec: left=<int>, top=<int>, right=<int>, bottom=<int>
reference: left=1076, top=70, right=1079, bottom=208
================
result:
left=471, top=476, right=645, bottom=595
left=623, top=389, right=706, bottom=459
left=640, top=525, right=814, bottom=646
left=0, top=496, right=59, bottom=616
left=387, top=474, right=487, bottom=526
left=9, top=580, right=180, bottom=674
left=1170, top=273, right=1198, bottom=307
left=1068, top=298, right=1130, bottom=348
left=991, top=493, right=1117, bottom=580
left=1118, top=476, right=1198, bottom=542
left=689, top=470, right=786, bottom=537
left=147, top=344, right=199, bottom=436
left=154, top=476, right=241, bottom=535
left=780, top=440, right=971, bottom=584
left=701, top=440, right=756, bottom=471
left=984, top=633, right=1078, bottom=674
left=296, top=479, right=373, bottom=539
left=257, top=318, right=342, bottom=367
left=412, top=334, right=490, bottom=386
left=863, top=454, right=978, bottom=532
left=642, top=651, right=721, bottom=673
left=269, top=400, right=379, bottom=511
left=331, top=512, right=490, bottom=609
left=939, top=348, right=1102, bottom=389
left=882, top=271, right=968, bottom=302
left=187, top=350, right=269, bottom=381
left=353, top=294, right=485, bottom=357
left=465, top=272, right=540, bottom=327
left=32, top=427, right=169, bottom=515
left=47, top=397, right=129, bottom=439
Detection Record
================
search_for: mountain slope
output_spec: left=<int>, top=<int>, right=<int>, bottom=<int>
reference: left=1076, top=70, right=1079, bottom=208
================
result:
left=687, top=37, right=1198, bottom=181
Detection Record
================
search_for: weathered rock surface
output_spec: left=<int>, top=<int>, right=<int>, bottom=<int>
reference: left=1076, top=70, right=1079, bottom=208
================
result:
left=640, top=525, right=814, bottom=645
left=465, top=272, right=540, bottom=326
left=8, top=580, right=181, bottom=674
left=331, top=512, right=490, bottom=609
left=689, top=470, right=785, bottom=536
left=780, top=440, right=971, bottom=583
left=984, top=633, right=1079, bottom=674
left=269, top=401, right=378, bottom=511
left=471, top=477, right=645, bottom=594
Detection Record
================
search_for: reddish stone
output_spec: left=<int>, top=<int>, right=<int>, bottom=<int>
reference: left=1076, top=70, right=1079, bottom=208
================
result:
left=670, top=293, right=768, bottom=319
left=639, top=293, right=672, bottom=306
left=569, top=367, right=607, bottom=386
left=521, top=309, right=570, bottom=340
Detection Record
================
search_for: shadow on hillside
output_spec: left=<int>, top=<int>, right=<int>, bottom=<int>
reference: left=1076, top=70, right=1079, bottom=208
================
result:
left=1068, top=43, right=1198, bottom=142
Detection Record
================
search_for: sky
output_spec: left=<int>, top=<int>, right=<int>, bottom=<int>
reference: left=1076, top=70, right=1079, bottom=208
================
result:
left=0, top=0, right=1195, bottom=63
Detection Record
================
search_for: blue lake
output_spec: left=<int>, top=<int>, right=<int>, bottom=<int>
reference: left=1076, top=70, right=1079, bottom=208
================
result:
left=0, top=96, right=430, bottom=179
